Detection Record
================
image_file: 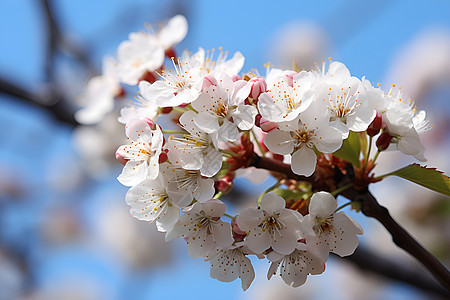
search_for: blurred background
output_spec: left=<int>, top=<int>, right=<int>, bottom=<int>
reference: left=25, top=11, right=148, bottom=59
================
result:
left=0, top=0, right=449, bottom=299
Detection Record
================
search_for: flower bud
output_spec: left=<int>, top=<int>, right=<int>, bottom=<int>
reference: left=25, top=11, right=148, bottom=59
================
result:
left=142, top=117, right=156, bottom=130
left=367, top=111, right=383, bottom=137
left=160, top=107, right=173, bottom=114
left=254, top=114, right=262, bottom=127
left=376, top=132, right=393, bottom=151
left=248, top=76, right=267, bottom=101
left=115, top=150, right=128, bottom=165
left=259, top=117, right=278, bottom=133
left=202, top=74, right=218, bottom=91
left=214, top=174, right=234, bottom=194
left=232, top=219, right=246, bottom=242
left=230, top=74, right=242, bottom=82
left=158, top=151, right=168, bottom=163
left=284, top=70, right=297, bottom=87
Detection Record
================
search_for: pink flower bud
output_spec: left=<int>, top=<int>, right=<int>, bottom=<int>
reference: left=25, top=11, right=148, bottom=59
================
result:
left=115, top=150, right=128, bottom=165
left=367, top=111, right=383, bottom=137
left=376, top=132, right=393, bottom=151
left=230, top=74, right=242, bottom=82
left=202, top=74, right=218, bottom=91
left=249, top=76, right=267, bottom=101
left=259, top=117, right=278, bottom=133
left=232, top=219, right=246, bottom=242
left=214, top=175, right=234, bottom=194
left=142, top=117, right=155, bottom=129
left=158, top=151, right=168, bottom=163
left=160, top=107, right=173, bottom=114
left=284, top=70, right=297, bottom=87
left=254, top=114, right=262, bottom=127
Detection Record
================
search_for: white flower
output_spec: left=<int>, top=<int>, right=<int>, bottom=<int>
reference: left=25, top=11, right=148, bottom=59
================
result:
left=160, top=162, right=215, bottom=204
left=236, top=193, right=303, bottom=255
left=116, top=119, right=163, bottom=186
left=264, top=104, right=342, bottom=176
left=193, top=47, right=245, bottom=76
left=125, top=174, right=184, bottom=232
left=258, top=71, right=315, bottom=122
left=303, top=192, right=363, bottom=261
left=316, top=74, right=375, bottom=138
left=166, top=200, right=233, bottom=258
left=75, top=56, right=121, bottom=125
left=118, top=94, right=159, bottom=125
left=191, top=73, right=256, bottom=143
left=116, top=32, right=164, bottom=86
left=167, top=110, right=223, bottom=177
left=267, top=246, right=325, bottom=287
left=206, top=245, right=255, bottom=291
left=154, top=14, right=188, bottom=51
left=383, top=88, right=427, bottom=161
left=139, top=54, right=203, bottom=107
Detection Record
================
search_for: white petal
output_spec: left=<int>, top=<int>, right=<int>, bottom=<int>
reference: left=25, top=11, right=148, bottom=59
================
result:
left=245, top=227, right=271, bottom=254
left=233, top=105, right=257, bottom=130
left=117, top=160, right=147, bottom=186
left=155, top=205, right=180, bottom=232
left=212, top=221, right=233, bottom=248
left=195, top=178, right=215, bottom=203
left=315, top=126, right=343, bottom=153
left=291, top=146, right=317, bottom=176
left=158, top=14, right=188, bottom=49
left=260, top=193, right=286, bottom=215
left=202, top=199, right=227, bottom=218
left=308, top=192, right=337, bottom=217
left=348, top=105, right=376, bottom=132
left=264, top=130, right=295, bottom=155
left=200, top=149, right=222, bottom=177
left=236, top=208, right=264, bottom=231
left=258, top=92, right=285, bottom=122
left=194, top=112, right=219, bottom=133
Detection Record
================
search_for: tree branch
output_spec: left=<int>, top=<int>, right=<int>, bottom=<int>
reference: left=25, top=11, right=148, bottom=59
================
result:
left=250, top=153, right=450, bottom=291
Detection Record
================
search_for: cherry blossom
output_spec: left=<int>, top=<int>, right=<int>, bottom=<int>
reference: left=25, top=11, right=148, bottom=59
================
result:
left=206, top=245, right=255, bottom=291
left=116, top=119, right=163, bottom=186
left=236, top=193, right=303, bottom=255
left=125, top=174, right=183, bottom=232
left=303, top=192, right=363, bottom=260
left=166, top=110, right=223, bottom=177
left=264, top=104, right=342, bottom=176
left=267, top=246, right=325, bottom=287
left=166, top=200, right=233, bottom=258
left=191, top=73, right=256, bottom=143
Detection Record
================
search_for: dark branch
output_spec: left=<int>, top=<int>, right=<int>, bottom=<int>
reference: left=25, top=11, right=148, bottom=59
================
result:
left=0, top=76, right=79, bottom=126
left=337, top=246, right=450, bottom=298
left=251, top=154, right=450, bottom=291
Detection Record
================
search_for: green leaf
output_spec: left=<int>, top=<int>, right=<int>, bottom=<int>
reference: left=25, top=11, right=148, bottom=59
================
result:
left=381, top=164, right=450, bottom=196
left=333, top=131, right=361, bottom=168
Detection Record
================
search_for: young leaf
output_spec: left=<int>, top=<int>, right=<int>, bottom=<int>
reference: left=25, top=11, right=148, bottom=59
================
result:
left=380, top=164, right=450, bottom=196
left=333, top=131, right=361, bottom=168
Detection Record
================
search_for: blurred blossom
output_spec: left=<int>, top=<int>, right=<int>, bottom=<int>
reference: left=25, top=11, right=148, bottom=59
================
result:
left=72, top=111, right=125, bottom=178
left=386, top=28, right=450, bottom=103
left=269, top=21, right=330, bottom=70
left=95, top=202, right=172, bottom=269
left=0, top=251, right=24, bottom=300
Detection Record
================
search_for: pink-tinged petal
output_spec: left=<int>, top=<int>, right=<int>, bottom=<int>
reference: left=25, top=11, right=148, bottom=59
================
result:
left=117, top=160, right=147, bottom=186
left=245, top=227, right=271, bottom=254
left=212, top=221, right=233, bottom=248
left=260, top=193, right=286, bottom=215
left=308, top=192, right=337, bottom=217
left=194, top=111, right=219, bottom=133
left=202, top=199, right=227, bottom=218
left=195, top=178, right=215, bottom=203
left=291, top=146, right=317, bottom=176
left=236, top=208, right=264, bottom=231
left=264, top=130, right=294, bottom=155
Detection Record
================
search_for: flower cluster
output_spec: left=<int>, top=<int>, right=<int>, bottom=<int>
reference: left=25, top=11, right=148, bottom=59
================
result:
left=76, top=15, right=431, bottom=290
